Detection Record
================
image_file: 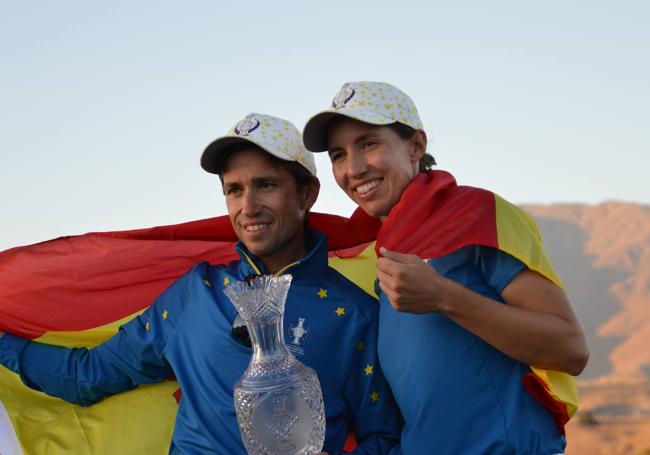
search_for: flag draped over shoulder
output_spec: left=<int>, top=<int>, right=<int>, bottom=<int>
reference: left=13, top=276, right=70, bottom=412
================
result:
left=0, top=213, right=380, bottom=340
left=374, top=170, right=579, bottom=435
left=0, top=212, right=380, bottom=454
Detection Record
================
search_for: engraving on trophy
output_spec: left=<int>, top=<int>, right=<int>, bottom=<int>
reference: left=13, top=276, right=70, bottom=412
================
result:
left=267, top=395, right=298, bottom=451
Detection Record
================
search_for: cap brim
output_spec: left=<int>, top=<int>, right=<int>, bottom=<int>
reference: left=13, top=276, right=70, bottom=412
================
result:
left=200, top=136, right=258, bottom=174
left=303, top=112, right=342, bottom=152
left=303, top=109, right=395, bottom=152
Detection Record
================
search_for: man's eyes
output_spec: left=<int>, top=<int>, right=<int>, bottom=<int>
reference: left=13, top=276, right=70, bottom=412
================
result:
left=225, top=182, right=278, bottom=194
left=259, top=182, right=277, bottom=190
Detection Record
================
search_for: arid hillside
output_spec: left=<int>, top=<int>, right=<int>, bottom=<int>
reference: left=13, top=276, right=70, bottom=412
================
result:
left=524, top=202, right=650, bottom=454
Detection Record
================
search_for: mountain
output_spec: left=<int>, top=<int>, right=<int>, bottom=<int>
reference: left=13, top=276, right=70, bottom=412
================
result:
left=523, top=202, right=650, bottom=454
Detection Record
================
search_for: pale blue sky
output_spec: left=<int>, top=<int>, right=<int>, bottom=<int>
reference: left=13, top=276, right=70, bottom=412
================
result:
left=1, top=1, right=649, bottom=251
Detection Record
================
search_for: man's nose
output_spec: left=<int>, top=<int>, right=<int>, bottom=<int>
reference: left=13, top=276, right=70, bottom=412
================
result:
left=241, top=190, right=261, bottom=215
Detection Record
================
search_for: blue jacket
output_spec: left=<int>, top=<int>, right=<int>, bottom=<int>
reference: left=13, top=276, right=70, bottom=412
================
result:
left=0, top=230, right=401, bottom=454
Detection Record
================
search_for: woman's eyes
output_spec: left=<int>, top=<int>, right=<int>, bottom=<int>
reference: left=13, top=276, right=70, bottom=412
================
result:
left=329, top=142, right=378, bottom=163
left=329, top=150, right=344, bottom=162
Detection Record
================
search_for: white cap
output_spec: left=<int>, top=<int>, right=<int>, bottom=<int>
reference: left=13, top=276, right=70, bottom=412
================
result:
left=303, top=81, right=423, bottom=152
left=201, top=113, right=317, bottom=176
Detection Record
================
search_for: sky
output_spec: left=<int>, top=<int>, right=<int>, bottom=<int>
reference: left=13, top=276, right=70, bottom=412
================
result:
left=1, top=1, right=649, bottom=251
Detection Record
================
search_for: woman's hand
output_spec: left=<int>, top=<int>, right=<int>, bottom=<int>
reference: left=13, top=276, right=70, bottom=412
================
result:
left=376, top=247, right=457, bottom=313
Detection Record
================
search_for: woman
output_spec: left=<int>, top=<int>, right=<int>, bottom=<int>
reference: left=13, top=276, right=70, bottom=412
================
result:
left=303, top=81, right=589, bottom=454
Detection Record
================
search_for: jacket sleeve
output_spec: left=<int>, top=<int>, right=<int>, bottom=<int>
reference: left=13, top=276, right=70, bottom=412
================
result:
left=470, top=245, right=527, bottom=294
left=341, top=311, right=402, bottom=455
left=0, top=269, right=195, bottom=406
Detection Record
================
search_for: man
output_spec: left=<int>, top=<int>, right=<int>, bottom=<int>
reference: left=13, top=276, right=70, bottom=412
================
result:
left=0, top=113, right=400, bottom=454
left=303, top=81, right=589, bottom=454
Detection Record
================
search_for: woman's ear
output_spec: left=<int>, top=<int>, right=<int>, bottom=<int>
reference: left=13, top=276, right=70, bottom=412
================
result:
left=410, top=130, right=428, bottom=163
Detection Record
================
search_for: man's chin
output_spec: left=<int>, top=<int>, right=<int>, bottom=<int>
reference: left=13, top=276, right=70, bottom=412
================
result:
left=241, top=241, right=268, bottom=256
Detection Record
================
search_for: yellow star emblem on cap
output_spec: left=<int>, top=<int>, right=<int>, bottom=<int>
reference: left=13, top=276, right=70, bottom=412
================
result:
left=318, top=288, right=328, bottom=299
left=162, top=310, right=168, bottom=320
left=223, top=277, right=230, bottom=286
left=364, top=364, right=373, bottom=376
left=370, top=391, right=380, bottom=402
left=335, top=307, right=345, bottom=317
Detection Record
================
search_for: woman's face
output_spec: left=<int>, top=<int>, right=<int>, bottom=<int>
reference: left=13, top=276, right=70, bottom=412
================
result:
left=327, top=118, right=424, bottom=219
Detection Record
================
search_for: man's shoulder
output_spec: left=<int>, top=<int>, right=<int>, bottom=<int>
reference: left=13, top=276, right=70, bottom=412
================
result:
left=184, top=259, right=242, bottom=277
left=316, top=266, right=379, bottom=317
left=164, top=259, right=243, bottom=297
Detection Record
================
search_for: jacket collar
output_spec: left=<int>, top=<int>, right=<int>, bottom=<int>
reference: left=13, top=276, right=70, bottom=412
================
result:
left=234, top=228, right=328, bottom=280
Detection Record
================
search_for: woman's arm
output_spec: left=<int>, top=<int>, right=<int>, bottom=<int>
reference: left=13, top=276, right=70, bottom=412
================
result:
left=376, top=248, right=590, bottom=375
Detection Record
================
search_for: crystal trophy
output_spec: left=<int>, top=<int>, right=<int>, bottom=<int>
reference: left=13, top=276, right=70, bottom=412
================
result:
left=224, top=275, right=326, bottom=455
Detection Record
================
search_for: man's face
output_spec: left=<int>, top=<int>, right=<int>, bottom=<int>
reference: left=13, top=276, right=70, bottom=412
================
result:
left=222, top=148, right=318, bottom=272
left=327, top=118, right=422, bottom=219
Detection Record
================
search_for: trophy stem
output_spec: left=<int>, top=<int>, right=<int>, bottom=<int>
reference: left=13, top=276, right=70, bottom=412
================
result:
left=249, top=319, right=290, bottom=364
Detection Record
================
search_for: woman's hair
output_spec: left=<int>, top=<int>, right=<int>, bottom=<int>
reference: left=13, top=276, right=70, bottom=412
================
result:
left=386, top=122, right=436, bottom=172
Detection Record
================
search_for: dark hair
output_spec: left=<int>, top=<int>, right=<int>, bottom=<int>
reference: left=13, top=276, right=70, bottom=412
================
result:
left=216, top=143, right=317, bottom=192
left=386, top=122, right=436, bottom=172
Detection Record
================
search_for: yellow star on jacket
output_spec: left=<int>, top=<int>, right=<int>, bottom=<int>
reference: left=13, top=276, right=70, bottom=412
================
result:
left=223, top=277, right=230, bottom=286
left=162, top=310, right=168, bottom=320
left=335, top=307, right=345, bottom=317
left=370, top=391, right=380, bottom=402
left=318, top=288, right=328, bottom=299
left=364, top=364, right=373, bottom=376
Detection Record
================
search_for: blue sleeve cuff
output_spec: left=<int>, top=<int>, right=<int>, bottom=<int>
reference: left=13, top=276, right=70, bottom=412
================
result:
left=0, top=333, right=30, bottom=373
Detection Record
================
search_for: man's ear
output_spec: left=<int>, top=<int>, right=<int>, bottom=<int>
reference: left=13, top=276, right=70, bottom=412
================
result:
left=410, top=130, right=428, bottom=163
left=301, top=178, right=321, bottom=211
